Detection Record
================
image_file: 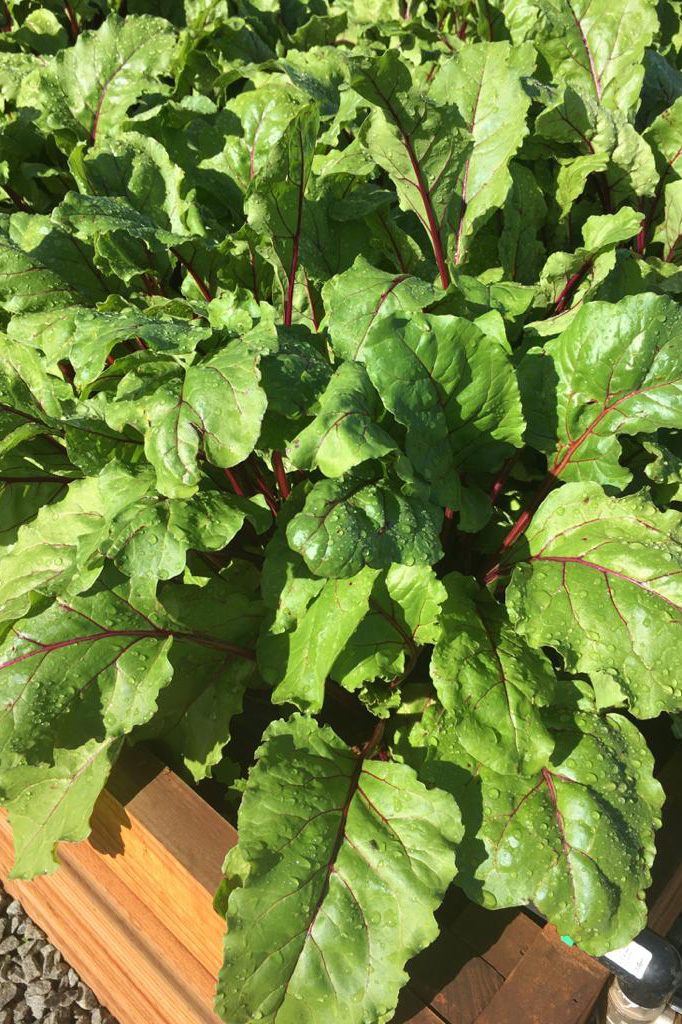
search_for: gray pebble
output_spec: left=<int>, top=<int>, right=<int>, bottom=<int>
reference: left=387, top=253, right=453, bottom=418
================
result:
left=0, top=985, right=17, bottom=1011
left=76, top=984, right=100, bottom=1010
left=0, top=938, right=19, bottom=955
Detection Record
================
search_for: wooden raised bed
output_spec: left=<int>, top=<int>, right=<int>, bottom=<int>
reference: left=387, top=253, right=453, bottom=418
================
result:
left=1, top=742, right=682, bottom=1024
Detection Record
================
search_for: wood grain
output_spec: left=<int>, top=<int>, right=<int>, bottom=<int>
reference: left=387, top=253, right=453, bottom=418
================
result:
left=472, top=928, right=609, bottom=1024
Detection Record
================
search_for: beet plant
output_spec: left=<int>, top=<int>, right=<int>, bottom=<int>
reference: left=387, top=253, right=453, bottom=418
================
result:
left=1, top=0, right=682, bottom=1020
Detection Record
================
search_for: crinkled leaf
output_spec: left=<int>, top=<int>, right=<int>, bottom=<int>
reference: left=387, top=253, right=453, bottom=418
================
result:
left=323, top=256, right=437, bottom=363
left=0, top=462, right=152, bottom=622
left=17, top=16, right=177, bottom=148
left=431, top=573, right=554, bottom=775
left=520, top=293, right=682, bottom=488
left=287, top=468, right=443, bottom=578
left=407, top=701, right=663, bottom=955
left=0, top=737, right=123, bottom=879
left=364, top=312, right=524, bottom=513
left=332, top=565, right=447, bottom=694
left=505, top=0, right=658, bottom=116
left=505, top=483, right=682, bottom=717
left=430, top=41, right=535, bottom=264
left=351, top=51, right=469, bottom=284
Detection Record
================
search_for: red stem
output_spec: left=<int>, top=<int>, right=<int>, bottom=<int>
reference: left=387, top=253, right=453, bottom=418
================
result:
left=247, top=458, right=279, bottom=516
left=3, top=186, right=28, bottom=211
left=224, top=467, right=244, bottom=497
left=489, top=453, right=520, bottom=506
left=272, top=452, right=291, bottom=500
left=64, top=1, right=79, bottom=39
left=365, top=75, right=449, bottom=288
left=553, top=260, right=592, bottom=314
left=171, top=248, right=212, bottom=302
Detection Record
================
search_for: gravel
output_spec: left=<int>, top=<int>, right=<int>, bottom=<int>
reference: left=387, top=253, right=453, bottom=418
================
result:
left=0, top=884, right=119, bottom=1024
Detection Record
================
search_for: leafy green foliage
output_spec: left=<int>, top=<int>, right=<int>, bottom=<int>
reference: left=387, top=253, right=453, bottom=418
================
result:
left=2, top=1, right=682, bottom=1019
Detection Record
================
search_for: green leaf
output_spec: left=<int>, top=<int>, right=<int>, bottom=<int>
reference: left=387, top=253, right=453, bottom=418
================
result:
left=0, top=462, right=153, bottom=622
left=0, top=213, right=110, bottom=313
left=0, top=737, right=123, bottom=879
left=17, top=15, right=177, bottom=149
left=407, top=701, right=663, bottom=955
left=519, top=294, right=682, bottom=489
left=364, top=312, right=524, bottom=512
left=287, top=362, right=395, bottom=478
left=105, top=489, right=269, bottom=580
left=505, top=483, right=682, bottom=717
left=643, top=435, right=682, bottom=500
left=258, top=568, right=378, bottom=712
left=9, top=305, right=212, bottom=389
left=137, top=571, right=263, bottom=781
left=430, top=41, right=535, bottom=264
left=351, top=51, right=469, bottom=284
left=505, top=0, right=658, bottom=116
left=0, top=577, right=174, bottom=765
left=431, top=574, right=554, bottom=775
left=654, top=179, right=682, bottom=262
left=215, top=714, right=461, bottom=1024
left=332, top=565, right=447, bottom=694
left=223, top=84, right=304, bottom=195
left=245, top=104, right=320, bottom=301
left=499, top=163, right=547, bottom=284
left=287, top=467, right=443, bottom=578
left=109, top=345, right=266, bottom=498
left=323, top=256, right=437, bottom=363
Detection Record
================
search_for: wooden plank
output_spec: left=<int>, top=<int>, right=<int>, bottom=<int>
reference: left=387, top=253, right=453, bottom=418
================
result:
left=472, top=927, right=609, bottom=1024
left=394, top=989, right=447, bottom=1024
left=0, top=746, right=238, bottom=1024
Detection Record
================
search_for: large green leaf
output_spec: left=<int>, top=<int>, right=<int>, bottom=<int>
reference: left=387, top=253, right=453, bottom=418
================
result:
left=407, top=700, right=663, bottom=955
left=17, top=16, right=177, bottom=148
left=331, top=565, right=447, bottom=700
left=287, top=467, right=443, bottom=578
left=108, top=345, right=267, bottom=498
left=288, top=362, right=395, bottom=478
left=215, top=714, right=461, bottom=1024
left=0, top=462, right=153, bottom=622
left=258, top=568, right=378, bottom=712
left=430, top=41, right=534, bottom=264
left=245, top=104, right=319, bottom=307
left=505, top=483, right=682, bottom=717
left=520, top=293, right=682, bottom=488
left=323, top=256, right=437, bottom=363
left=364, top=312, right=524, bottom=516
left=9, top=305, right=212, bottom=389
left=431, top=573, right=554, bottom=775
left=351, top=51, right=469, bottom=286
left=137, top=570, right=263, bottom=781
left=0, top=213, right=110, bottom=313
left=505, top=0, right=658, bottom=116
left=0, top=577, right=174, bottom=765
